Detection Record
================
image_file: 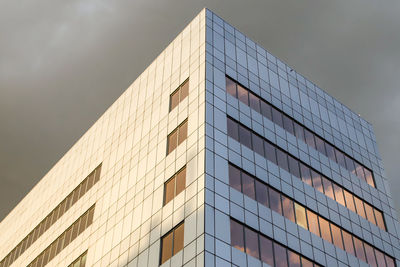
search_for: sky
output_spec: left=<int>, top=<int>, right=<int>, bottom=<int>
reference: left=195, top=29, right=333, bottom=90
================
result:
left=1, top=0, right=400, bottom=222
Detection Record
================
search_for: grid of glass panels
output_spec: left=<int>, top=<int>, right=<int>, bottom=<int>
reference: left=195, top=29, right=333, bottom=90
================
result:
left=0, top=164, right=101, bottom=267
left=167, top=119, right=188, bottom=155
left=164, top=166, right=186, bottom=205
left=228, top=164, right=395, bottom=267
left=160, top=222, right=184, bottom=264
left=226, top=76, right=375, bottom=188
left=231, top=219, right=321, bottom=267
left=170, top=79, right=189, bottom=111
left=27, top=205, right=95, bottom=267
left=67, top=251, right=87, bottom=267
left=227, top=117, right=385, bottom=230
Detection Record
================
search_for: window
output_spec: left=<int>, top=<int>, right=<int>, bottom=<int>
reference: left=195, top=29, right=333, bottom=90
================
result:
left=225, top=76, right=376, bottom=188
left=282, top=196, right=295, bottom=222
left=226, top=117, right=386, bottom=230
left=167, top=120, right=188, bottom=154
left=229, top=164, right=242, bottom=192
left=230, top=220, right=244, bottom=252
left=169, top=79, right=189, bottom=111
left=164, top=167, right=186, bottom=205
left=27, top=206, right=95, bottom=267
left=68, top=251, right=87, bottom=267
left=2, top=165, right=101, bottom=267
left=230, top=219, right=319, bottom=267
left=226, top=76, right=237, bottom=97
left=330, top=224, right=344, bottom=250
left=307, top=210, right=320, bottom=237
left=160, top=222, right=184, bottom=264
left=269, top=188, right=282, bottom=215
left=242, top=173, right=255, bottom=199
left=294, top=203, right=307, bottom=230
left=255, top=180, right=268, bottom=207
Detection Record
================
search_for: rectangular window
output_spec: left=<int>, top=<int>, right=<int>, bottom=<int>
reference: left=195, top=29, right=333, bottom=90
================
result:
left=318, top=217, right=332, bottom=243
left=330, top=224, right=344, bottom=250
left=307, top=210, right=320, bottom=237
left=160, top=222, right=185, bottom=264
left=342, top=231, right=355, bottom=256
left=2, top=165, right=101, bottom=267
left=68, top=251, right=87, bottom=267
left=169, top=79, right=189, bottom=111
left=164, top=166, right=186, bottom=205
left=294, top=203, right=308, bottom=230
left=167, top=119, right=188, bottom=154
left=269, top=188, right=282, bottom=215
left=255, top=180, right=268, bottom=207
left=353, top=237, right=367, bottom=262
left=226, top=76, right=237, bottom=97
left=27, top=206, right=95, bottom=267
left=282, top=196, right=295, bottom=222
left=227, top=117, right=385, bottom=231
left=225, top=77, right=375, bottom=188
left=230, top=220, right=244, bottom=252
left=229, top=164, right=242, bottom=192
left=227, top=118, right=239, bottom=141
left=242, top=173, right=255, bottom=200
left=230, top=219, right=319, bottom=267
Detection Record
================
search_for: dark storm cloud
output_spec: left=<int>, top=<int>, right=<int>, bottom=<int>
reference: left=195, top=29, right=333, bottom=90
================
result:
left=1, top=0, right=400, bottom=221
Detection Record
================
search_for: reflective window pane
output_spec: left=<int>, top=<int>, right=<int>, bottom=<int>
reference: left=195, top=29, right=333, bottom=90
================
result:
left=300, top=163, right=312, bottom=186
left=364, top=243, right=377, bottom=267
left=304, top=129, right=316, bottom=148
left=374, top=210, right=385, bottom=230
left=293, top=122, right=305, bottom=141
left=321, top=177, right=334, bottom=200
left=354, top=197, right=366, bottom=219
left=264, top=141, right=277, bottom=165
left=288, top=250, right=300, bottom=267
left=167, top=130, right=178, bottom=154
left=342, top=231, right=355, bottom=255
left=345, top=156, right=356, bottom=174
left=294, top=203, right=307, bottom=230
left=318, top=217, right=332, bottom=243
left=354, top=162, right=366, bottom=182
left=385, top=255, right=396, bottom=267
left=364, top=203, right=376, bottom=225
left=176, top=168, right=186, bottom=195
left=269, top=188, right=282, bottom=215
left=335, top=149, right=346, bottom=168
left=325, top=143, right=336, bottom=162
left=343, top=190, right=356, bottom=213
left=314, top=136, right=326, bottom=155
left=353, top=237, right=366, bottom=262
left=230, top=220, right=244, bottom=252
left=255, top=180, right=268, bottom=207
left=173, top=224, right=184, bottom=255
left=178, top=120, right=187, bottom=145
left=301, top=257, right=313, bottom=267
left=161, top=232, right=173, bottom=264
left=170, top=91, right=180, bottom=111
left=229, top=165, right=242, bottom=192
left=252, top=133, right=264, bottom=156
left=227, top=118, right=239, bottom=141
left=307, top=210, right=320, bottom=237
left=364, top=168, right=375, bottom=187
left=333, top=184, right=346, bottom=207
left=260, top=101, right=272, bottom=120
left=272, top=108, right=283, bottom=128
left=330, top=224, right=344, bottom=250
left=239, top=125, right=252, bottom=148
left=277, top=149, right=289, bottom=172
left=226, top=77, right=237, bottom=97
left=374, top=249, right=386, bottom=267
left=164, top=178, right=175, bottom=204
left=249, top=93, right=260, bottom=113
left=259, top=236, right=274, bottom=266
left=180, top=80, right=189, bottom=100
left=274, top=243, right=288, bottom=267
left=242, top=173, right=255, bottom=200
left=282, top=115, right=294, bottom=135
left=245, top=227, right=259, bottom=259
left=237, top=85, right=249, bottom=105
left=282, top=196, right=295, bottom=222
left=288, top=156, right=300, bottom=178
left=311, top=170, right=323, bottom=193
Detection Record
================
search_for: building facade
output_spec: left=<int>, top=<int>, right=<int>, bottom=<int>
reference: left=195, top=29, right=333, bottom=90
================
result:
left=1, top=8, right=399, bottom=267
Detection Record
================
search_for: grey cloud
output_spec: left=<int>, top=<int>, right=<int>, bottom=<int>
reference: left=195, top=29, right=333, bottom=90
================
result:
left=1, top=0, right=400, bottom=221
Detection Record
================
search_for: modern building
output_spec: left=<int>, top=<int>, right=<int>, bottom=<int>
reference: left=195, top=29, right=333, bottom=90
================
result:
left=0, top=8, right=399, bottom=267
